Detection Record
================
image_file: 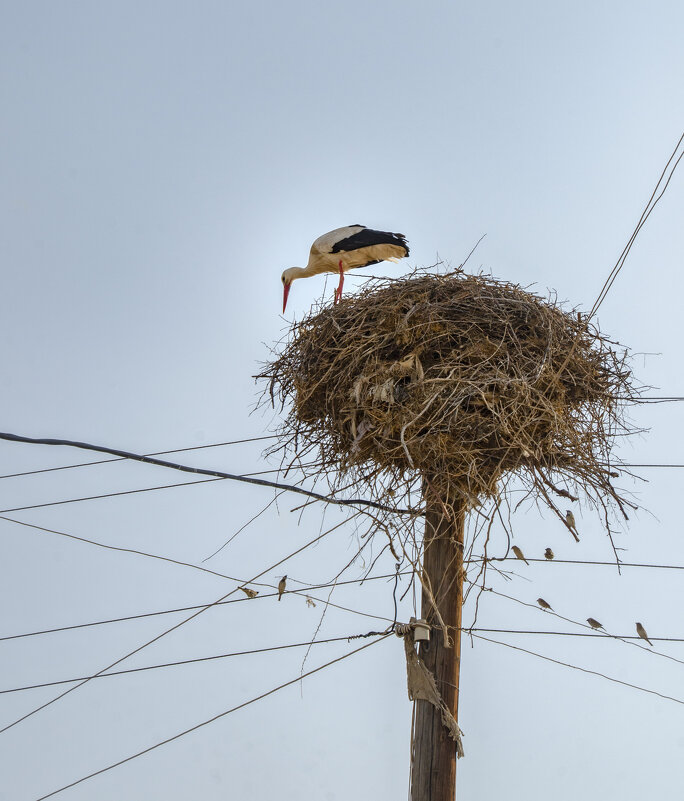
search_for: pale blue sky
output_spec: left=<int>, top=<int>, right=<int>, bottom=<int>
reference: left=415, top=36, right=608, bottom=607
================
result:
left=1, top=2, right=684, bottom=799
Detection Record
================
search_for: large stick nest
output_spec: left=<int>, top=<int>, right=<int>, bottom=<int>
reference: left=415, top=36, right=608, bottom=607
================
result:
left=260, top=270, right=640, bottom=544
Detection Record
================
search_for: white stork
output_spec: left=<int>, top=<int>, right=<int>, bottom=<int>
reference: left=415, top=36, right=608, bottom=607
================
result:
left=281, top=225, right=409, bottom=312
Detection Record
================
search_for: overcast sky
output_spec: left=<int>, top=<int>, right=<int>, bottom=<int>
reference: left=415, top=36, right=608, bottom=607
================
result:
left=1, top=2, right=684, bottom=800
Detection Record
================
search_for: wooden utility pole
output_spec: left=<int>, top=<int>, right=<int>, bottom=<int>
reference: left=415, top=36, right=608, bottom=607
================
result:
left=411, top=493, right=465, bottom=801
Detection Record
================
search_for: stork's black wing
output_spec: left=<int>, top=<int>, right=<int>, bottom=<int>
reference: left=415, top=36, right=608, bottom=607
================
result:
left=331, top=227, right=409, bottom=257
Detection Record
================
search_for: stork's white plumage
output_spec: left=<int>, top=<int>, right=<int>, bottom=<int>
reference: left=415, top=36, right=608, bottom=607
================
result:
left=281, top=225, right=409, bottom=312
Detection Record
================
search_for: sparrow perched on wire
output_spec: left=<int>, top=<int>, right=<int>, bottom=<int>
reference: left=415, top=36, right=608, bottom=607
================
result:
left=544, top=548, right=554, bottom=560
left=636, top=622, right=653, bottom=646
left=511, top=545, right=529, bottom=565
left=537, top=598, right=553, bottom=610
left=565, top=510, right=580, bottom=542
left=238, top=586, right=258, bottom=599
left=586, top=617, right=603, bottom=630
left=277, top=575, right=287, bottom=601
left=306, top=597, right=316, bottom=608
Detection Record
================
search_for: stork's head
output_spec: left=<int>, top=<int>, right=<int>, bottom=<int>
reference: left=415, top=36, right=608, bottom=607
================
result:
left=281, top=268, right=297, bottom=313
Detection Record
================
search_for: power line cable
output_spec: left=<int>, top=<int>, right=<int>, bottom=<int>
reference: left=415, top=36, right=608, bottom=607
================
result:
left=0, top=435, right=279, bottom=480
left=473, top=634, right=684, bottom=707
left=0, top=469, right=314, bottom=515
left=0, top=575, right=396, bottom=643
left=32, top=634, right=390, bottom=801
left=469, top=627, right=684, bottom=641
left=0, top=514, right=261, bottom=585
left=620, top=463, right=684, bottom=469
left=0, top=513, right=358, bottom=736
left=633, top=397, right=684, bottom=404
left=0, top=477, right=225, bottom=514
left=590, top=131, right=684, bottom=316
left=489, top=557, right=684, bottom=570
left=0, top=432, right=415, bottom=515
left=0, top=633, right=382, bottom=695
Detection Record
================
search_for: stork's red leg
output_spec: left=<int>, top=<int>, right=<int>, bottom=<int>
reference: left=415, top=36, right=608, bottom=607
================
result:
left=335, top=260, right=344, bottom=303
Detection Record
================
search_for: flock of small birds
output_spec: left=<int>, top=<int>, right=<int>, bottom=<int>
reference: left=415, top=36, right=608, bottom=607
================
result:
left=535, top=603, right=653, bottom=644
left=238, top=510, right=654, bottom=647
left=515, top=512, right=654, bottom=646
left=238, top=576, right=317, bottom=608
left=238, top=576, right=289, bottom=601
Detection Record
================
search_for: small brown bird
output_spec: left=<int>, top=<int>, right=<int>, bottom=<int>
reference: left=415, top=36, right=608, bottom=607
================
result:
left=537, top=598, right=553, bottom=610
left=238, top=586, right=258, bottom=599
left=277, top=575, right=287, bottom=601
left=306, top=597, right=316, bottom=608
left=511, top=545, right=529, bottom=565
left=565, top=510, right=580, bottom=542
left=544, top=548, right=554, bottom=560
left=586, top=617, right=603, bottom=630
left=636, top=622, right=653, bottom=646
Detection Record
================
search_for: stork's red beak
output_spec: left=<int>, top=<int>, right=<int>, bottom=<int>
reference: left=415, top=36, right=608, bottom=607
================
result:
left=282, top=282, right=291, bottom=313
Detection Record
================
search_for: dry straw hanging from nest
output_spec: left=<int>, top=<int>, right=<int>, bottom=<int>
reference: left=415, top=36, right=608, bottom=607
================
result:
left=259, top=269, right=640, bottom=566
